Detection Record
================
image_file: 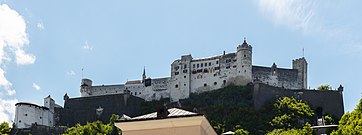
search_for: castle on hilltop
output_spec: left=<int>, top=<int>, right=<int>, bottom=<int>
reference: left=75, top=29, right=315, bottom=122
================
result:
left=13, top=38, right=344, bottom=132
left=80, top=39, right=307, bottom=102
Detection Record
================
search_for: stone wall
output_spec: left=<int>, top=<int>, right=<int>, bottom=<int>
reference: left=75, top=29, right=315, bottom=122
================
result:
left=59, top=93, right=146, bottom=126
left=253, top=82, right=344, bottom=118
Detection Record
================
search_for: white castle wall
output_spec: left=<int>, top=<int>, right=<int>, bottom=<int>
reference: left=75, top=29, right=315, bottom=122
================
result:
left=14, top=103, right=54, bottom=129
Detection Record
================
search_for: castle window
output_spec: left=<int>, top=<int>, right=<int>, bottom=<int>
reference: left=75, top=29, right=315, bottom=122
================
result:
left=139, top=92, right=141, bottom=94
left=174, top=66, right=180, bottom=71
left=214, top=73, right=217, bottom=77
left=204, top=83, right=207, bottom=87
left=184, top=64, right=187, bottom=69
left=184, top=76, right=186, bottom=78
left=19, top=120, right=21, bottom=123
left=175, top=85, right=179, bottom=88
left=183, top=69, right=188, bottom=73
left=223, top=80, right=226, bottom=84
left=201, top=63, right=203, bottom=67
left=209, top=62, right=211, bottom=66
left=233, top=65, right=237, bottom=68
left=193, top=64, right=195, bottom=68
left=214, top=82, right=217, bottom=85
left=216, top=61, right=219, bottom=64
left=205, top=63, right=207, bottom=67
left=203, top=69, right=208, bottom=73
left=233, top=59, right=237, bottom=62
left=25, top=114, right=28, bottom=116
left=175, top=72, right=179, bottom=75
left=242, top=65, right=244, bottom=68
left=40, top=117, right=42, bottom=119
left=226, top=59, right=231, bottom=63
left=226, top=66, right=230, bottom=69
left=135, top=92, right=137, bottom=95
left=192, top=70, right=197, bottom=74
left=197, top=69, right=202, bottom=73
left=197, top=64, right=199, bottom=68
left=244, top=70, right=246, bottom=72
left=244, top=54, right=246, bottom=57
left=184, top=84, right=186, bottom=86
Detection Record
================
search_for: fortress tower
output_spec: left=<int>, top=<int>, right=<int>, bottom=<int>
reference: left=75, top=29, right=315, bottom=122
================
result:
left=80, top=78, right=93, bottom=97
left=170, top=54, right=193, bottom=102
left=236, top=38, right=253, bottom=85
left=292, top=57, right=308, bottom=89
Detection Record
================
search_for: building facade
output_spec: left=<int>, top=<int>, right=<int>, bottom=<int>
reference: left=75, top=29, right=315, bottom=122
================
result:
left=80, top=39, right=307, bottom=102
left=14, top=96, right=55, bottom=129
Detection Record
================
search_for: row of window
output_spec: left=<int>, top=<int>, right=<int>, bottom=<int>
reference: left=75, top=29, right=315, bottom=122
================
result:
left=174, top=80, right=226, bottom=88
left=192, top=61, right=218, bottom=69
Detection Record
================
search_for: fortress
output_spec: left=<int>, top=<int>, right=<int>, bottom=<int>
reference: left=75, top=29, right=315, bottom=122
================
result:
left=80, top=39, right=307, bottom=102
left=12, top=39, right=344, bottom=131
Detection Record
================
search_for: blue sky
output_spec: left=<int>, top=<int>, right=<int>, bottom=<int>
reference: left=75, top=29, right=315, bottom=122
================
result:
left=0, top=0, right=361, bottom=123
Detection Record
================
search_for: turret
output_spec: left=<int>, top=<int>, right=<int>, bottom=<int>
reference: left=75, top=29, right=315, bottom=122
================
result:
left=44, top=95, right=55, bottom=113
left=236, top=38, right=253, bottom=85
left=170, top=54, right=193, bottom=101
left=80, top=78, right=93, bottom=97
left=293, top=57, right=308, bottom=89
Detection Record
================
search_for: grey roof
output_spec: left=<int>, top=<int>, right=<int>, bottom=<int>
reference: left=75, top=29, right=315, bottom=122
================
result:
left=131, top=108, right=197, bottom=120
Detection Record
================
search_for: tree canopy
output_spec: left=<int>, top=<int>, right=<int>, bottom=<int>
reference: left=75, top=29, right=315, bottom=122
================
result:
left=63, top=114, right=121, bottom=135
left=270, top=97, right=315, bottom=129
left=317, top=85, right=332, bottom=90
left=0, top=121, right=11, bottom=135
left=331, top=97, right=362, bottom=134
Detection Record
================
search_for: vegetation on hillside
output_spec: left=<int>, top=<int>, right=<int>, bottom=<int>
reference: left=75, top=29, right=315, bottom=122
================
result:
left=180, top=84, right=273, bottom=134
left=180, top=85, right=318, bottom=134
left=62, top=114, right=121, bottom=135
left=0, top=121, right=11, bottom=135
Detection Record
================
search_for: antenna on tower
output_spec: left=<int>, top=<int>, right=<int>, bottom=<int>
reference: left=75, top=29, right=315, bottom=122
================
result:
left=302, top=48, right=305, bottom=57
left=81, top=67, right=84, bottom=79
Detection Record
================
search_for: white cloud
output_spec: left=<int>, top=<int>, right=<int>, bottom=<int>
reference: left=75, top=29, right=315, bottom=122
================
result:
left=67, top=70, right=76, bottom=76
left=257, top=0, right=362, bottom=53
left=0, top=4, right=35, bottom=123
left=15, top=49, right=35, bottom=65
left=36, top=21, right=44, bottom=30
left=32, top=83, right=40, bottom=91
left=83, top=41, right=93, bottom=50
left=258, top=0, right=316, bottom=32
left=0, top=98, right=18, bottom=123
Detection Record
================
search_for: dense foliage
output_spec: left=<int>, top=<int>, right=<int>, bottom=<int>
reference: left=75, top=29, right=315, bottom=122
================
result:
left=266, top=123, right=313, bottom=135
left=331, top=97, right=362, bottom=134
left=62, top=114, right=121, bottom=135
left=270, top=97, right=314, bottom=129
left=233, top=129, right=249, bottom=135
left=180, top=85, right=274, bottom=134
left=0, top=121, right=11, bottom=135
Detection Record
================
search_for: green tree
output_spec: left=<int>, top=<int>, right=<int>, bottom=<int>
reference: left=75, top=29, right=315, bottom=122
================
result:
left=0, top=121, right=11, bottom=135
left=270, top=97, right=314, bottom=129
left=331, top=97, right=362, bottom=135
left=267, top=123, right=313, bottom=135
left=317, top=85, right=332, bottom=90
left=233, top=129, right=249, bottom=135
left=63, top=114, right=121, bottom=135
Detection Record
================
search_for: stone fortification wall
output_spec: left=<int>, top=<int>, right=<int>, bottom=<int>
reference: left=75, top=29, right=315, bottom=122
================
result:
left=59, top=93, right=146, bottom=126
left=253, top=82, right=344, bottom=118
left=252, top=66, right=300, bottom=89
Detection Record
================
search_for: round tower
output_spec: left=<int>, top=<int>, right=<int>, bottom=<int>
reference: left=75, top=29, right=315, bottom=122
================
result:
left=80, top=78, right=93, bottom=97
left=236, top=38, right=253, bottom=85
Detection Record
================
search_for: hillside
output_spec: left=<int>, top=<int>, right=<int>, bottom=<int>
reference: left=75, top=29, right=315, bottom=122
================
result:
left=179, top=84, right=274, bottom=134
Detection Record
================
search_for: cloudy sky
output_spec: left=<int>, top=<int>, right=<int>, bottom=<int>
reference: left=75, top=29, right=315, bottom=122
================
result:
left=1, top=0, right=362, bottom=123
